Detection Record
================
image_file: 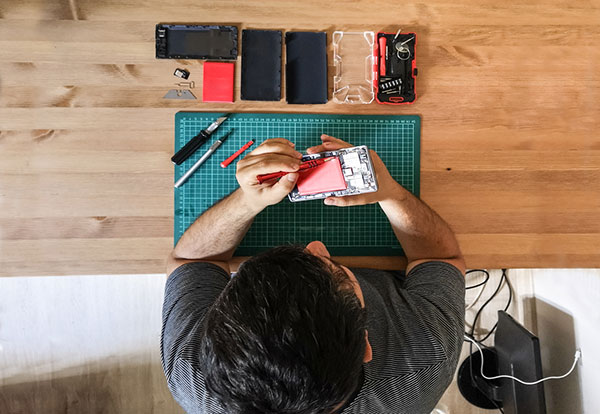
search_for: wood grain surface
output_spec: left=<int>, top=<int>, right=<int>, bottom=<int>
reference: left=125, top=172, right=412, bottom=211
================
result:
left=1, top=0, right=599, bottom=275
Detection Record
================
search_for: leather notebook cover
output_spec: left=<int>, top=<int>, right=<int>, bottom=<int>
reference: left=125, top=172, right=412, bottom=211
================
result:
left=241, top=30, right=282, bottom=101
left=285, top=31, right=328, bottom=104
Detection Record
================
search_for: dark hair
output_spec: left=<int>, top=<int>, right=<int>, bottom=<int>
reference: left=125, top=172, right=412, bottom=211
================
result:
left=200, top=245, right=367, bottom=414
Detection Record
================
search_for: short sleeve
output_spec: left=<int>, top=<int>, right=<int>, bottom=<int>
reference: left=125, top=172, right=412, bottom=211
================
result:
left=403, top=261, right=465, bottom=355
left=342, top=264, right=466, bottom=414
left=161, top=262, right=229, bottom=383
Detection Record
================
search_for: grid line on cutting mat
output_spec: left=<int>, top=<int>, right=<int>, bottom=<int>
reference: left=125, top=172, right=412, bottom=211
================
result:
left=174, top=113, right=420, bottom=256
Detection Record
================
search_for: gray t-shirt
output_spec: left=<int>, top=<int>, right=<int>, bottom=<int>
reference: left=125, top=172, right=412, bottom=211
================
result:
left=161, top=261, right=465, bottom=414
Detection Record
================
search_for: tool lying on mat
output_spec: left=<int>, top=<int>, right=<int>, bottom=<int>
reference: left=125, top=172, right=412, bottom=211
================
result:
left=221, top=140, right=254, bottom=168
left=175, top=130, right=234, bottom=188
left=256, top=157, right=335, bottom=184
left=171, top=114, right=229, bottom=165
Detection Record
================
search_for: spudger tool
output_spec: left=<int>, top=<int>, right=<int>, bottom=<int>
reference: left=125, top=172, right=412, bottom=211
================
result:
left=171, top=114, right=229, bottom=165
left=221, top=140, right=254, bottom=168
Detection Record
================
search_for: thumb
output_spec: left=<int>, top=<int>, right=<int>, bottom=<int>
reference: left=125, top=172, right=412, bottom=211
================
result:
left=323, top=195, right=364, bottom=207
left=268, top=172, right=299, bottom=196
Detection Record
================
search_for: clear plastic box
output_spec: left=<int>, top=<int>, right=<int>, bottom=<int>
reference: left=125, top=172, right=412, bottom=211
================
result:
left=332, top=31, right=376, bottom=104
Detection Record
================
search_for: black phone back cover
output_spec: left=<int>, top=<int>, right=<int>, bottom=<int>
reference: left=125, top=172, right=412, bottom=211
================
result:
left=285, top=31, right=328, bottom=104
left=241, top=30, right=282, bottom=101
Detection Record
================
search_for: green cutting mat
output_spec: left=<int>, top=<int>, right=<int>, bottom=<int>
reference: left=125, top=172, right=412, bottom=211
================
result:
left=174, top=112, right=420, bottom=256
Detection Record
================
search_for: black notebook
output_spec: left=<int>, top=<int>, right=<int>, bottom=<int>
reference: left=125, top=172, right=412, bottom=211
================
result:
left=285, top=31, right=328, bottom=104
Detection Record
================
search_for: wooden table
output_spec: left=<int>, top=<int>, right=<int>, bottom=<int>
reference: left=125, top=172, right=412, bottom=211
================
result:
left=1, top=1, right=599, bottom=276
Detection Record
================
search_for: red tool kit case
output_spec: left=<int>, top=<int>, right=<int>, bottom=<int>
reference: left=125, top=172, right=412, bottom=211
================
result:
left=375, top=31, right=417, bottom=104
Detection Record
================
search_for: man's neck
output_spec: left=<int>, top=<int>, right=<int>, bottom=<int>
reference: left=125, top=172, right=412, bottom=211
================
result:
left=332, top=366, right=365, bottom=414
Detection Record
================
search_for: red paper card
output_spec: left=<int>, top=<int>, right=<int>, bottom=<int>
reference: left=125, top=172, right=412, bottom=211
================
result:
left=297, top=157, right=347, bottom=195
left=203, top=62, right=234, bottom=102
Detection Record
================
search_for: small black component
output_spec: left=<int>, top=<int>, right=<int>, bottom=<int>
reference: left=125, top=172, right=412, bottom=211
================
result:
left=174, top=68, right=190, bottom=79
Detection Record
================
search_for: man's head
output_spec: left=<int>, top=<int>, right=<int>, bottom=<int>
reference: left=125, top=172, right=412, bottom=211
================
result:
left=200, top=243, right=371, bottom=414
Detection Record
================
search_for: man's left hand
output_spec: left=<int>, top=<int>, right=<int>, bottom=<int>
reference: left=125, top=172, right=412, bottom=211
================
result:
left=236, top=138, right=303, bottom=212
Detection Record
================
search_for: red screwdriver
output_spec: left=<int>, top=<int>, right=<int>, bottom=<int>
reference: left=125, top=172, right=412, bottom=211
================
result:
left=256, top=157, right=335, bottom=184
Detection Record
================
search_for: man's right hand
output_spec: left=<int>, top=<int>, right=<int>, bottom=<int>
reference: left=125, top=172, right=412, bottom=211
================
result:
left=306, top=134, right=403, bottom=207
left=236, top=138, right=303, bottom=213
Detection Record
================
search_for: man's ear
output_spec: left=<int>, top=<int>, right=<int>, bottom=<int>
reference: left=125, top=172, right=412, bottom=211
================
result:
left=363, top=330, right=373, bottom=363
left=305, top=241, right=331, bottom=258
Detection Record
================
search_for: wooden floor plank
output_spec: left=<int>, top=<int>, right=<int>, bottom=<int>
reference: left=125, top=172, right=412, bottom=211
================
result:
left=3, top=1, right=600, bottom=24
left=0, top=217, right=173, bottom=240
left=2, top=20, right=600, bottom=47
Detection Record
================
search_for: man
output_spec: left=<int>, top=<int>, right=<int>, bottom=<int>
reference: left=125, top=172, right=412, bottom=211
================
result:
left=162, top=134, right=465, bottom=414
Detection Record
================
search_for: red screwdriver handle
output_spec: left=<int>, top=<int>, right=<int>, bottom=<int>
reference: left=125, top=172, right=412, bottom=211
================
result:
left=256, top=157, right=331, bottom=184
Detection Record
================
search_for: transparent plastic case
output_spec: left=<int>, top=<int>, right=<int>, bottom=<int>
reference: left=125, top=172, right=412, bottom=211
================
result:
left=332, top=31, right=375, bottom=104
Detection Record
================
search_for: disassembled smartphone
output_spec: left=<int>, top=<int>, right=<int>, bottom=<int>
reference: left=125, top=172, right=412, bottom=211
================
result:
left=288, top=145, right=378, bottom=202
left=155, top=24, right=238, bottom=60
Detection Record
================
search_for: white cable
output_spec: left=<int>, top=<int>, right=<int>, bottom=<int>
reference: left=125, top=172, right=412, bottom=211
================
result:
left=465, top=273, right=488, bottom=311
left=463, top=335, right=581, bottom=386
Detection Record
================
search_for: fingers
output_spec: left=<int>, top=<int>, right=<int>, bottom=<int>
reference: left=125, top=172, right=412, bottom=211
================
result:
left=321, top=134, right=348, bottom=143
left=323, top=195, right=364, bottom=207
left=307, top=141, right=343, bottom=154
left=368, top=150, right=388, bottom=170
left=248, top=138, right=301, bottom=158
left=265, top=172, right=299, bottom=197
left=238, top=154, right=302, bottom=179
left=307, top=134, right=352, bottom=154
left=257, top=137, right=295, bottom=148
left=306, top=142, right=334, bottom=154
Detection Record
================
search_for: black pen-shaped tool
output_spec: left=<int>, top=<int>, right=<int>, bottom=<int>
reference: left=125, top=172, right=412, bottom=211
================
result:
left=171, top=114, right=229, bottom=165
left=174, top=130, right=233, bottom=188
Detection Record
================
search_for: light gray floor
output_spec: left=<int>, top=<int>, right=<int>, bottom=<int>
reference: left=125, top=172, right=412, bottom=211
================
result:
left=1, top=269, right=596, bottom=413
left=0, top=274, right=182, bottom=414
